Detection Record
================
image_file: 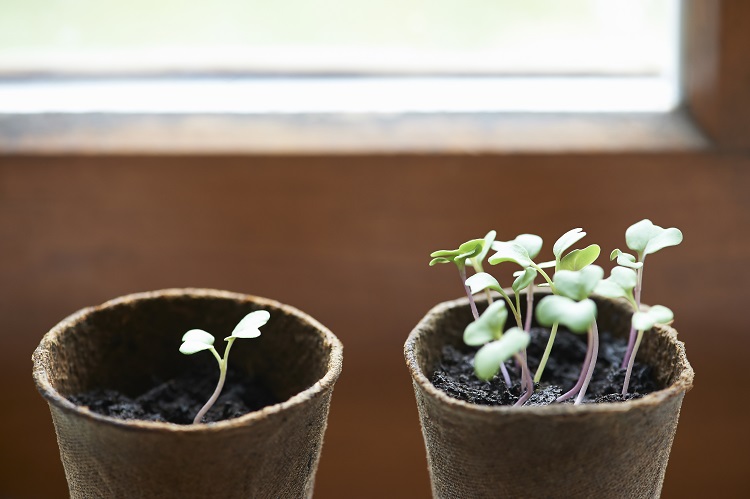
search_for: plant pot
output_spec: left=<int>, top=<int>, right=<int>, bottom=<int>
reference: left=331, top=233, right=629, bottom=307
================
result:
left=33, top=288, right=343, bottom=498
left=404, top=292, right=694, bottom=499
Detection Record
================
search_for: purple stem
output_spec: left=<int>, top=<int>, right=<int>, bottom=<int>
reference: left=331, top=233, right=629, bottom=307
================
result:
left=459, top=264, right=512, bottom=387
left=524, top=283, right=534, bottom=332
left=555, top=327, right=594, bottom=403
left=513, top=352, right=535, bottom=407
left=622, top=329, right=644, bottom=394
left=621, top=265, right=644, bottom=369
left=574, top=321, right=599, bottom=405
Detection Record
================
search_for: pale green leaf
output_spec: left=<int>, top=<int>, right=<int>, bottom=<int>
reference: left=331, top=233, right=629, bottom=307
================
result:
left=594, top=279, right=627, bottom=299
left=632, top=311, right=656, bottom=331
left=552, top=266, right=604, bottom=301
left=648, top=305, right=674, bottom=324
left=537, top=260, right=556, bottom=269
left=610, top=266, right=638, bottom=290
left=465, top=272, right=502, bottom=295
left=463, top=300, right=508, bottom=346
left=610, top=249, right=643, bottom=269
left=229, top=310, right=270, bottom=339
left=512, top=267, right=538, bottom=293
left=558, top=244, right=601, bottom=271
left=625, top=219, right=683, bottom=257
left=488, top=242, right=532, bottom=267
left=632, top=305, right=674, bottom=331
left=514, top=234, right=543, bottom=260
left=181, top=329, right=215, bottom=345
left=594, top=266, right=637, bottom=299
left=553, top=228, right=586, bottom=259
left=179, top=329, right=216, bottom=355
left=536, top=295, right=597, bottom=334
left=473, top=327, right=530, bottom=381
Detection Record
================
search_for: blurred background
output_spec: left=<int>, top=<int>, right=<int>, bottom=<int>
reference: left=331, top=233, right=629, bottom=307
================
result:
left=1, top=1, right=749, bottom=497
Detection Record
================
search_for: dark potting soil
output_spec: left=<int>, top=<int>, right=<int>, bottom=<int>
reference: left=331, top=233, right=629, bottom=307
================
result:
left=69, top=363, right=279, bottom=424
left=432, top=327, right=658, bottom=406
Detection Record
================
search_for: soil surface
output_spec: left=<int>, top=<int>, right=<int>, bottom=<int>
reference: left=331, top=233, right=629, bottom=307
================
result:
left=69, top=363, right=279, bottom=424
left=432, top=326, right=657, bottom=406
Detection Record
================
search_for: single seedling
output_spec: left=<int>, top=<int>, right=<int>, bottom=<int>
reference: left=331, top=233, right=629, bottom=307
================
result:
left=430, top=235, right=515, bottom=386
left=179, top=310, right=270, bottom=424
left=536, top=265, right=602, bottom=404
left=607, top=219, right=682, bottom=393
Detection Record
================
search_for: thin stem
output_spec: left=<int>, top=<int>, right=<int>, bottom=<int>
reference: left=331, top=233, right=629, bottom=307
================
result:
left=622, top=330, right=644, bottom=395
left=524, top=282, right=534, bottom=332
left=515, top=293, right=522, bottom=327
left=458, top=264, right=479, bottom=320
left=532, top=263, right=555, bottom=293
left=621, top=263, right=644, bottom=369
left=193, top=340, right=235, bottom=424
left=513, top=352, right=535, bottom=407
left=534, top=322, right=558, bottom=383
left=495, top=287, right=522, bottom=328
left=574, top=321, right=599, bottom=405
left=460, top=263, right=512, bottom=387
left=556, top=327, right=594, bottom=403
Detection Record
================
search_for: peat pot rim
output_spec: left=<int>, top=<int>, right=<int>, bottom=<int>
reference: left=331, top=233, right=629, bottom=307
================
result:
left=404, top=295, right=694, bottom=418
left=32, top=288, right=344, bottom=434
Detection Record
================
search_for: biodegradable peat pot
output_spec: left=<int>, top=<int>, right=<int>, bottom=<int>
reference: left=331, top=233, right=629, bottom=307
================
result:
left=405, top=293, right=694, bottom=499
left=33, top=288, right=343, bottom=499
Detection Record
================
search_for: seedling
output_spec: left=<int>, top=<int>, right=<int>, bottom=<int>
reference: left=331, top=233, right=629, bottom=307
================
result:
left=179, top=310, right=270, bottom=424
left=533, top=228, right=600, bottom=382
left=431, top=235, right=514, bottom=386
left=604, top=219, right=682, bottom=393
left=463, top=300, right=532, bottom=406
left=536, top=266, right=602, bottom=404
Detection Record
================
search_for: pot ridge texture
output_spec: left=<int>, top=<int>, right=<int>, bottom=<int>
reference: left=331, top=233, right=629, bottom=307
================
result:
left=404, top=293, right=694, bottom=499
left=33, top=288, right=343, bottom=499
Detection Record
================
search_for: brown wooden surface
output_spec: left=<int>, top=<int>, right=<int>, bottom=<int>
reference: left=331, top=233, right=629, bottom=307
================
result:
left=684, top=0, right=750, bottom=149
left=1, top=153, right=748, bottom=497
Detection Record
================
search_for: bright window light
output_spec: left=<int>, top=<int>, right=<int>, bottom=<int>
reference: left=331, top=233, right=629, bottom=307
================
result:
left=0, top=0, right=681, bottom=113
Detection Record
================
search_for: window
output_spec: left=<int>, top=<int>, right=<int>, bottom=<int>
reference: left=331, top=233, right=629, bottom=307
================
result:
left=0, top=1, right=704, bottom=153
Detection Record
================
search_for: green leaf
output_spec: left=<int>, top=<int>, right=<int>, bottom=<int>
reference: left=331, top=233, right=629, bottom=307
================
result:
left=536, top=295, right=597, bottom=334
left=464, top=300, right=508, bottom=346
left=594, top=279, right=628, bottom=299
left=631, top=305, right=674, bottom=331
left=625, top=219, right=683, bottom=257
left=465, top=272, right=502, bottom=295
left=610, top=266, right=637, bottom=290
left=553, top=228, right=586, bottom=260
left=473, top=327, right=530, bottom=381
left=537, top=260, right=556, bottom=269
left=512, top=267, right=538, bottom=293
left=610, top=249, right=643, bottom=269
left=558, top=244, right=601, bottom=271
left=594, top=266, right=637, bottom=300
left=227, top=310, right=270, bottom=339
left=180, top=329, right=215, bottom=354
left=430, top=239, right=485, bottom=266
left=552, top=266, right=604, bottom=301
left=488, top=242, right=532, bottom=267
left=514, top=234, right=543, bottom=260
left=474, top=230, right=497, bottom=265
left=429, top=257, right=452, bottom=266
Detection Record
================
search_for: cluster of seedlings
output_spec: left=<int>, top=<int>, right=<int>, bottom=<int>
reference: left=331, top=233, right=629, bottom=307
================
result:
left=429, top=219, right=682, bottom=406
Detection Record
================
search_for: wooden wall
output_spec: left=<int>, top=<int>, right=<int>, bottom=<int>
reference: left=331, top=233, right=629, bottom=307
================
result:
left=1, top=152, right=748, bottom=497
